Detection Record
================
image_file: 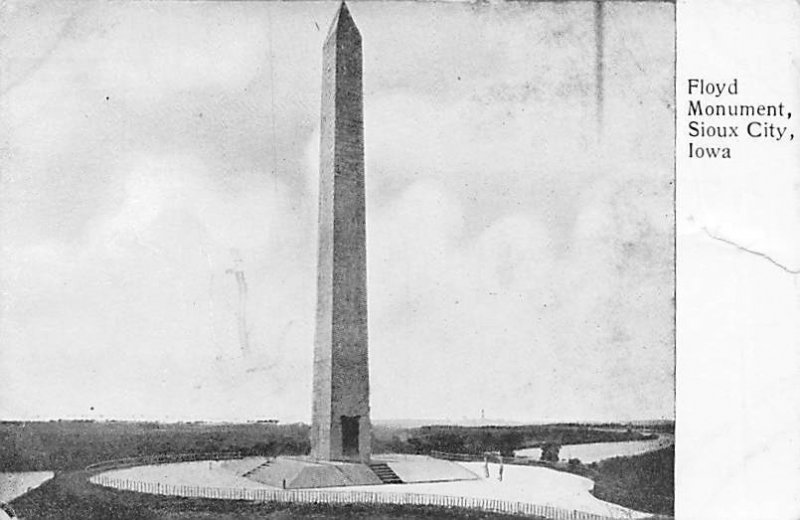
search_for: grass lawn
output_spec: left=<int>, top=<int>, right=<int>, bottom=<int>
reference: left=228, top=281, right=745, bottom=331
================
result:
left=590, top=447, right=674, bottom=517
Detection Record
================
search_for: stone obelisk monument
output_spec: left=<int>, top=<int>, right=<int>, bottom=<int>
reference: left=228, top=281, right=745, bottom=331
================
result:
left=311, top=1, right=371, bottom=464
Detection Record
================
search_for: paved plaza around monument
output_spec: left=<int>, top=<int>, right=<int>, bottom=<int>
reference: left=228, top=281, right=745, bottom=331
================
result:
left=328, top=462, right=648, bottom=519
left=94, top=458, right=648, bottom=519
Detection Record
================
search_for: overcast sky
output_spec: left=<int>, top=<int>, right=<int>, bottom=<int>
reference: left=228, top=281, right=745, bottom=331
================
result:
left=0, top=1, right=674, bottom=423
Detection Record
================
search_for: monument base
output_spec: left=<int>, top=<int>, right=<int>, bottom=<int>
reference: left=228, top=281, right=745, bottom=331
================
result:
left=224, top=455, right=479, bottom=489
left=235, top=456, right=379, bottom=489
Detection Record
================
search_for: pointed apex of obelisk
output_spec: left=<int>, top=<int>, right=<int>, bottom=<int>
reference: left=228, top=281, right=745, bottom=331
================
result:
left=326, top=1, right=360, bottom=43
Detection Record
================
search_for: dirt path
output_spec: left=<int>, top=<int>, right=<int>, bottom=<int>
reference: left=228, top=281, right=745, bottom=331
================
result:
left=1, top=472, right=54, bottom=502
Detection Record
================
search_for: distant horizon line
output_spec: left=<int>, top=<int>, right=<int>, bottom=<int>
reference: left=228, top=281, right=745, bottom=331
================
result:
left=0, top=416, right=675, bottom=425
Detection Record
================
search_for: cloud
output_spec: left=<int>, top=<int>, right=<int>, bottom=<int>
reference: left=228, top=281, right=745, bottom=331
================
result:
left=0, top=1, right=674, bottom=422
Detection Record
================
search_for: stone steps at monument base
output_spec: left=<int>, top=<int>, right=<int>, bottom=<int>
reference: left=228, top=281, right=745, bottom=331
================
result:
left=368, top=462, right=403, bottom=484
left=220, top=457, right=270, bottom=477
left=242, top=460, right=272, bottom=479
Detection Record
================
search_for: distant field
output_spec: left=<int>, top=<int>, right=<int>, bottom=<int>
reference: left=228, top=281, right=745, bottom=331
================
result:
left=1, top=420, right=672, bottom=472
left=0, top=421, right=310, bottom=472
left=373, top=423, right=666, bottom=457
left=514, top=435, right=674, bottom=463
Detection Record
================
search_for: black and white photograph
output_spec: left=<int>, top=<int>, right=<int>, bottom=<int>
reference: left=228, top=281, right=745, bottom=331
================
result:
left=2, top=0, right=791, bottom=519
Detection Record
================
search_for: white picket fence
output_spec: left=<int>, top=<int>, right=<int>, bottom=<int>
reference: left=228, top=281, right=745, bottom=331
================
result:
left=90, top=474, right=632, bottom=520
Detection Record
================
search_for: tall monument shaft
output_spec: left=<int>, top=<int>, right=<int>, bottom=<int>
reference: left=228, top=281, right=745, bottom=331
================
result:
left=312, top=3, right=371, bottom=463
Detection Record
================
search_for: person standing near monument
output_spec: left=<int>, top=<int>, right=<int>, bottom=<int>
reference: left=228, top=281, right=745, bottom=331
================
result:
left=498, top=456, right=504, bottom=482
